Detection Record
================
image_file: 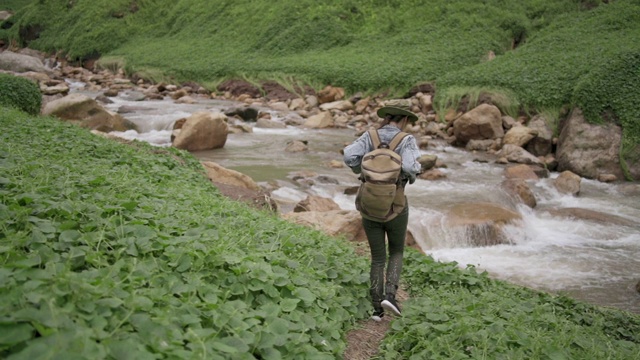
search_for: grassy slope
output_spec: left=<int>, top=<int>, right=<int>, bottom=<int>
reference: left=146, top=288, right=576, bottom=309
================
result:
left=2, top=0, right=639, bottom=156
left=1, top=108, right=639, bottom=358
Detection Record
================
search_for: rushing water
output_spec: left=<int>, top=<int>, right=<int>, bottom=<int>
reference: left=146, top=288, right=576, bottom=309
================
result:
left=92, top=88, right=640, bottom=314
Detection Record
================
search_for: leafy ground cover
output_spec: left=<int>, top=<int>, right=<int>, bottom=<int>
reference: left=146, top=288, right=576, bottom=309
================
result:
left=0, top=107, right=372, bottom=359
left=0, top=73, right=41, bottom=115
left=382, top=251, right=640, bottom=359
left=2, top=108, right=640, bottom=359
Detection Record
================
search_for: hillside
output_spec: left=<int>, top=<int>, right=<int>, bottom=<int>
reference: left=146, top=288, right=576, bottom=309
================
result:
left=2, top=0, right=639, bottom=175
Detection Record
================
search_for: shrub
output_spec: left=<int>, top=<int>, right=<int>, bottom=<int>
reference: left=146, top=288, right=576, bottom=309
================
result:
left=0, top=73, right=41, bottom=115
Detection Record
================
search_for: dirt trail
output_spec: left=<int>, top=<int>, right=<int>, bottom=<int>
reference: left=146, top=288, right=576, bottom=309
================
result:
left=343, top=287, right=409, bottom=359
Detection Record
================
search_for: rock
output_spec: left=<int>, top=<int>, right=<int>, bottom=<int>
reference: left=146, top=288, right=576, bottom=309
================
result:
left=319, top=100, right=353, bottom=111
left=317, top=86, right=345, bottom=104
left=172, top=111, right=228, bottom=151
left=42, top=93, right=137, bottom=132
left=201, top=161, right=260, bottom=191
left=525, top=115, right=554, bottom=156
left=597, top=174, right=617, bottom=183
left=556, top=108, right=624, bottom=180
left=256, top=118, right=286, bottom=129
left=501, top=179, right=537, bottom=208
left=496, top=144, right=543, bottom=165
left=418, top=154, right=438, bottom=172
left=293, top=195, right=341, bottom=212
left=224, top=106, right=259, bottom=122
left=445, top=202, right=523, bottom=246
left=285, top=140, right=309, bottom=152
left=0, top=51, right=51, bottom=74
left=503, top=125, right=538, bottom=147
left=418, top=169, right=446, bottom=180
left=554, top=170, right=581, bottom=195
left=282, top=210, right=366, bottom=242
left=545, top=207, right=637, bottom=227
left=303, top=111, right=333, bottom=129
left=504, top=164, right=539, bottom=180
left=453, top=104, right=504, bottom=146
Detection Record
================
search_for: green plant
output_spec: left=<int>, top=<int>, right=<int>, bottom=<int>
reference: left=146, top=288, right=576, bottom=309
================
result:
left=0, top=108, right=371, bottom=359
left=0, top=73, right=41, bottom=115
left=433, top=86, right=521, bottom=120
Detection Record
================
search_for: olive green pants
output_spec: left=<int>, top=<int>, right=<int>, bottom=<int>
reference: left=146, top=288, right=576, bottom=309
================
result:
left=362, top=205, right=408, bottom=309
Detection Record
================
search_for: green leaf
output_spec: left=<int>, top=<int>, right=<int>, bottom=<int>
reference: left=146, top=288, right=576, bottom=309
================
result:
left=0, top=323, right=33, bottom=345
left=59, top=230, right=81, bottom=243
left=281, top=298, right=300, bottom=312
left=293, top=288, right=316, bottom=304
left=267, top=318, right=290, bottom=336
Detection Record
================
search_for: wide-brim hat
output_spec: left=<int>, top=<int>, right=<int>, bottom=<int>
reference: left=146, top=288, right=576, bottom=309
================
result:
left=377, top=106, right=418, bottom=123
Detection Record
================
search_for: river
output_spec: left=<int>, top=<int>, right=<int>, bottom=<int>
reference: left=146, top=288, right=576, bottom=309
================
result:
left=88, top=88, right=640, bottom=314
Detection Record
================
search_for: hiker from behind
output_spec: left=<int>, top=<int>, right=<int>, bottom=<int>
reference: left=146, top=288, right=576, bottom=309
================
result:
left=343, top=105, right=421, bottom=322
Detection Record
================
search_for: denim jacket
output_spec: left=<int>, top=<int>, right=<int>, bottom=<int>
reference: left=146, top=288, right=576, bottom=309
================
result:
left=343, top=125, right=422, bottom=184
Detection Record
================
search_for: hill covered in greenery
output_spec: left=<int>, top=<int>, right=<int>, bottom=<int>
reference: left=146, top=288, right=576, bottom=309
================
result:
left=2, top=0, right=639, bottom=167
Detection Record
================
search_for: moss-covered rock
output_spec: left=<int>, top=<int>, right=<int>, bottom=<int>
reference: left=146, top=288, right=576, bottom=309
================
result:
left=0, top=72, right=41, bottom=115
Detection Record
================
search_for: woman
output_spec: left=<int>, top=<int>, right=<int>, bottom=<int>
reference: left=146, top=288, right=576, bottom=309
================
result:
left=343, top=105, right=422, bottom=321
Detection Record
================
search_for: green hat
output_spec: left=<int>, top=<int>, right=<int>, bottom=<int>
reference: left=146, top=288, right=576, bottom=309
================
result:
left=377, top=105, right=418, bottom=123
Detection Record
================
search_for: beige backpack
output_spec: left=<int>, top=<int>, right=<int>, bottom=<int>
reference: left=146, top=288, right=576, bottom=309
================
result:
left=355, top=129, right=409, bottom=222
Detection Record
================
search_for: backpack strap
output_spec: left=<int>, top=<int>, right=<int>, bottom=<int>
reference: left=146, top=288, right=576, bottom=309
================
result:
left=368, top=129, right=382, bottom=149
left=388, top=131, right=409, bottom=151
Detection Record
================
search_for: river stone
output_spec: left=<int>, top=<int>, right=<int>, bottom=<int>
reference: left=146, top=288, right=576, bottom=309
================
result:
left=201, top=161, right=260, bottom=191
left=504, top=164, right=539, bottom=180
left=293, top=195, right=341, bottom=212
left=545, top=207, right=637, bottom=228
left=282, top=209, right=366, bottom=242
left=42, top=93, right=137, bottom=132
left=303, top=111, right=334, bottom=128
left=172, top=111, right=228, bottom=151
left=556, top=108, right=624, bottom=180
left=445, top=202, right=522, bottom=247
left=503, top=125, right=537, bottom=147
left=452, top=103, right=504, bottom=146
left=554, top=170, right=581, bottom=195
left=496, top=144, right=542, bottom=165
left=501, top=179, right=537, bottom=208
left=0, top=50, right=51, bottom=73
left=525, top=115, right=553, bottom=156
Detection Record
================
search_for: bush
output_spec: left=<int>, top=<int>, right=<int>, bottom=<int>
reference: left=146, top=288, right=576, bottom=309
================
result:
left=0, top=73, right=41, bottom=115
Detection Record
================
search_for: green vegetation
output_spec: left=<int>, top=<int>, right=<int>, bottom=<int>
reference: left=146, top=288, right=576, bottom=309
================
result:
left=2, top=1, right=638, bottom=154
left=383, top=251, right=640, bottom=359
left=0, top=107, right=372, bottom=359
left=1, top=107, right=639, bottom=358
left=0, top=73, right=41, bottom=115
left=0, top=0, right=35, bottom=12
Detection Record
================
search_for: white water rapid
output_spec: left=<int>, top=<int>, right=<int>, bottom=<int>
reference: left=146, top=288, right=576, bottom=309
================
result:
left=84, top=88, right=640, bottom=314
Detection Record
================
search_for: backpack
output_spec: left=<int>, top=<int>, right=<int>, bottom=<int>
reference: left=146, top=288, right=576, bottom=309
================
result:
left=355, top=129, right=409, bottom=222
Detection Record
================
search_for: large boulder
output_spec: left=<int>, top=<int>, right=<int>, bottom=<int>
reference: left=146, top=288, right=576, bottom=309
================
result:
left=556, top=108, right=624, bottom=180
left=453, top=104, right=504, bottom=146
left=554, top=170, right=581, bottom=196
left=172, top=111, right=228, bottom=151
left=503, top=125, right=538, bottom=148
left=201, top=161, right=260, bottom=191
left=496, top=144, right=543, bottom=165
left=444, top=202, right=522, bottom=246
left=294, top=195, right=341, bottom=212
left=282, top=210, right=366, bottom=242
left=525, top=115, right=554, bottom=156
left=42, top=93, right=136, bottom=132
left=0, top=51, right=51, bottom=74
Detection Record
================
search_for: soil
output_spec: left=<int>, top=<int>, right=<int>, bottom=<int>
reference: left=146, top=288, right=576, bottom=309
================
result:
left=215, top=79, right=315, bottom=102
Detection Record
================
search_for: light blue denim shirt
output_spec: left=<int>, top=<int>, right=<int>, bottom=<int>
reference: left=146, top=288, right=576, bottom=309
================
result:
left=343, top=125, right=422, bottom=183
